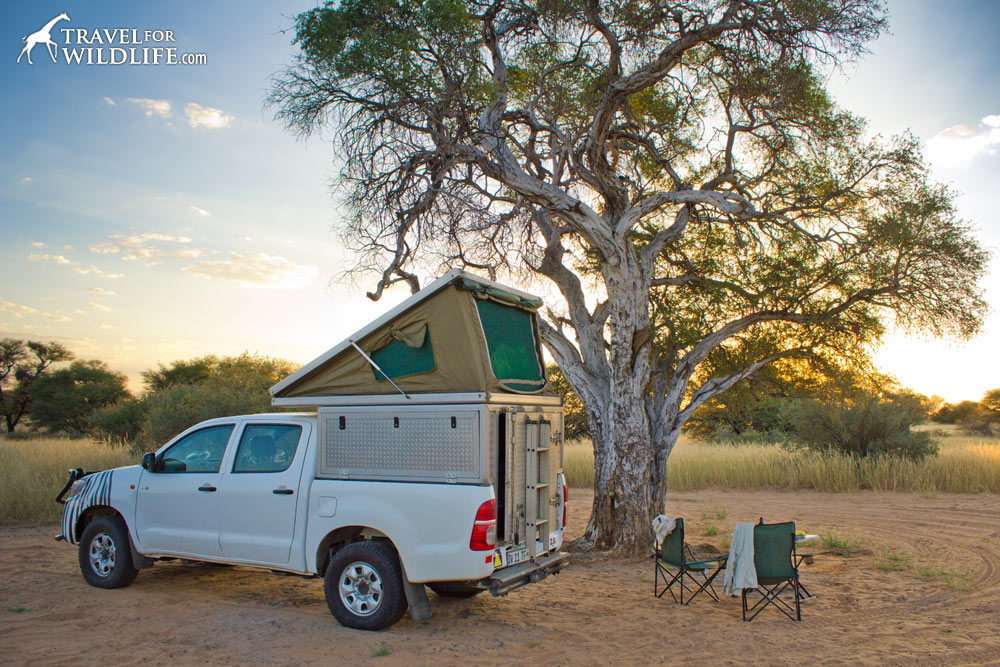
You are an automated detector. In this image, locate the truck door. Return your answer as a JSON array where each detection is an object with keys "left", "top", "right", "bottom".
[
  {"left": 217, "top": 422, "right": 308, "bottom": 564},
  {"left": 135, "top": 424, "right": 235, "bottom": 556}
]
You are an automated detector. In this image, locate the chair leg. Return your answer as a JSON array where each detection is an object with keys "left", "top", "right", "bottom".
[{"left": 743, "top": 580, "right": 802, "bottom": 622}]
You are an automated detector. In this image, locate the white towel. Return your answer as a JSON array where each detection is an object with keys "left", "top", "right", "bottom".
[
  {"left": 652, "top": 515, "right": 677, "bottom": 548},
  {"left": 722, "top": 522, "right": 758, "bottom": 596}
]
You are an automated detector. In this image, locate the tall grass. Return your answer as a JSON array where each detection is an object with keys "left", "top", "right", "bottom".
[
  {"left": 0, "top": 436, "right": 136, "bottom": 524},
  {"left": 563, "top": 432, "right": 1000, "bottom": 493}
]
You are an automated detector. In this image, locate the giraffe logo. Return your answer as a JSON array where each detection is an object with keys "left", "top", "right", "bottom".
[{"left": 16, "top": 13, "right": 71, "bottom": 65}]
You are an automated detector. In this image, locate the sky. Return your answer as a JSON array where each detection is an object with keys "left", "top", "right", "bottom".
[{"left": 1, "top": 0, "right": 998, "bottom": 402}]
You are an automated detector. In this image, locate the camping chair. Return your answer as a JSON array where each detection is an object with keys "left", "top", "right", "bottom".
[
  {"left": 654, "top": 518, "right": 727, "bottom": 604},
  {"left": 741, "top": 519, "right": 804, "bottom": 621}
]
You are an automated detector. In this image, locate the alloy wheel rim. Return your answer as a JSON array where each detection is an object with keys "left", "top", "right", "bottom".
[
  {"left": 339, "top": 561, "right": 383, "bottom": 616},
  {"left": 88, "top": 532, "right": 116, "bottom": 577}
]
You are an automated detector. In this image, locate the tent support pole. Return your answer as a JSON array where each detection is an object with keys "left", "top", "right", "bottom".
[{"left": 349, "top": 340, "right": 410, "bottom": 399}]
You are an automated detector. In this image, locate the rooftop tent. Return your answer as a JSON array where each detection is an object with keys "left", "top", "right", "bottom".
[{"left": 270, "top": 270, "right": 552, "bottom": 401}]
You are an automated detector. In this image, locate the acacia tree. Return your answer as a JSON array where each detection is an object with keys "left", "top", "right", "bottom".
[
  {"left": 1, "top": 339, "right": 74, "bottom": 432},
  {"left": 271, "top": 0, "right": 988, "bottom": 553}
]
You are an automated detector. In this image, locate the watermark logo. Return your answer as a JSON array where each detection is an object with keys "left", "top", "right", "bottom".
[
  {"left": 16, "top": 13, "right": 207, "bottom": 66},
  {"left": 16, "top": 13, "right": 70, "bottom": 65}
]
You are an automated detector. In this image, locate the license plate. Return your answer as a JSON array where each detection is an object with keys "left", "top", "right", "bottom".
[{"left": 506, "top": 547, "right": 528, "bottom": 565}]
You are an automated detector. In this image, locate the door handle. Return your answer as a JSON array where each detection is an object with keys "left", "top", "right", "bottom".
[
  {"left": 198, "top": 484, "right": 217, "bottom": 492},
  {"left": 272, "top": 487, "right": 294, "bottom": 495}
]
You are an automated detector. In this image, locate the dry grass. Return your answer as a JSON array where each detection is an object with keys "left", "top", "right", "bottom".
[
  {"left": 0, "top": 436, "right": 136, "bottom": 525},
  {"left": 564, "top": 430, "right": 1000, "bottom": 493}
]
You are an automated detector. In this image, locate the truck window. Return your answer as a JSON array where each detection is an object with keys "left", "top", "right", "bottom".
[
  {"left": 232, "top": 424, "right": 303, "bottom": 473},
  {"left": 158, "top": 425, "right": 234, "bottom": 473}
]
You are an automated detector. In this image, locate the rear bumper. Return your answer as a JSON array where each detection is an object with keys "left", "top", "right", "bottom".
[{"left": 482, "top": 550, "right": 570, "bottom": 597}]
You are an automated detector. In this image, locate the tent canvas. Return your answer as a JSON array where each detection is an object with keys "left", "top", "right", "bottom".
[{"left": 270, "top": 270, "right": 552, "bottom": 400}]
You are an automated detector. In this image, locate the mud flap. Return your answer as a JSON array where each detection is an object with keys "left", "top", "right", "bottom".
[
  {"left": 129, "top": 534, "right": 154, "bottom": 570},
  {"left": 400, "top": 565, "right": 432, "bottom": 622}
]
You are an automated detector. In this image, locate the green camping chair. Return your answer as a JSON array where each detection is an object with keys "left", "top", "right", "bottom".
[
  {"left": 654, "top": 518, "right": 727, "bottom": 604},
  {"left": 742, "top": 519, "right": 804, "bottom": 621}
]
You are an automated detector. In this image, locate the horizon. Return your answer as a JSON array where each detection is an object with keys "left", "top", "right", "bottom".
[{"left": 2, "top": 0, "right": 998, "bottom": 403}]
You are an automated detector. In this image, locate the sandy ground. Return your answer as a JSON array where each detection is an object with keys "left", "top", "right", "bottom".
[{"left": 2, "top": 488, "right": 999, "bottom": 666}]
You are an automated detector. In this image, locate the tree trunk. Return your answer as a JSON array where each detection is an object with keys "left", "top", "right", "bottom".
[{"left": 577, "top": 354, "right": 660, "bottom": 555}]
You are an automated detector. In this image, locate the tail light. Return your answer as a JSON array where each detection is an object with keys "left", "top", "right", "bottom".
[
  {"left": 562, "top": 484, "right": 569, "bottom": 529},
  {"left": 469, "top": 499, "right": 497, "bottom": 551}
]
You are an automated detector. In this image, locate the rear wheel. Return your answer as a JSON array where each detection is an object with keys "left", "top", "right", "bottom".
[
  {"left": 427, "top": 581, "right": 485, "bottom": 598},
  {"left": 78, "top": 515, "right": 138, "bottom": 589},
  {"left": 324, "top": 541, "right": 407, "bottom": 631}
]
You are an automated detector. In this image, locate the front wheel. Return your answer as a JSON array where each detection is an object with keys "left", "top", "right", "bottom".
[
  {"left": 78, "top": 515, "right": 138, "bottom": 589},
  {"left": 324, "top": 541, "right": 407, "bottom": 631}
]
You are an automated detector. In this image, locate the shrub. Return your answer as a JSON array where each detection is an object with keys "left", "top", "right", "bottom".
[
  {"left": 139, "top": 353, "right": 297, "bottom": 447},
  {"left": 90, "top": 398, "right": 147, "bottom": 445},
  {"left": 787, "top": 397, "right": 938, "bottom": 462}
]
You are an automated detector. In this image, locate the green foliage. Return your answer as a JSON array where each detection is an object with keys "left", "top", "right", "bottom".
[
  {"left": 546, "top": 365, "right": 589, "bottom": 440},
  {"left": 875, "top": 546, "right": 910, "bottom": 572},
  {"left": 138, "top": 353, "right": 298, "bottom": 447},
  {"left": 979, "top": 388, "right": 1000, "bottom": 418},
  {"left": 932, "top": 400, "right": 979, "bottom": 424},
  {"left": 788, "top": 397, "right": 938, "bottom": 462},
  {"left": 141, "top": 356, "right": 218, "bottom": 391},
  {"left": 822, "top": 533, "right": 866, "bottom": 557},
  {"left": 371, "top": 641, "right": 392, "bottom": 658},
  {"left": 90, "top": 398, "right": 147, "bottom": 445},
  {"left": 0, "top": 339, "right": 74, "bottom": 432},
  {"left": 28, "top": 360, "right": 129, "bottom": 435}
]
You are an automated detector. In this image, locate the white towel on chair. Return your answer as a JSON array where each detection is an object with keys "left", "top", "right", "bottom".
[
  {"left": 652, "top": 515, "right": 677, "bottom": 548},
  {"left": 723, "top": 522, "right": 757, "bottom": 596}
]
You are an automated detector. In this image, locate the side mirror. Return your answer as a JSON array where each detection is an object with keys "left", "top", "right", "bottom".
[{"left": 141, "top": 452, "right": 156, "bottom": 472}]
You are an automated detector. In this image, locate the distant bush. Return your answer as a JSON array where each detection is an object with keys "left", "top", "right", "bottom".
[
  {"left": 90, "top": 397, "right": 147, "bottom": 445},
  {"left": 932, "top": 400, "right": 980, "bottom": 424},
  {"left": 138, "top": 353, "right": 297, "bottom": 447},
  {"left": 787, "top": 397, "right": 938, "bottom": 462}
]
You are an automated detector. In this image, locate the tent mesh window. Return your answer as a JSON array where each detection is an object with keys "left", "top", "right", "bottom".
[
  {"left": 370, "top": 328, "right": 435, "bottom": 381},
  {"left": 474, "top": 299, "right": 545, "bottom": 392}
]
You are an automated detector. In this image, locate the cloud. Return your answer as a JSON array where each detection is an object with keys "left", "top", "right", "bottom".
[
  {"left": 184, "top": 103, "right": 233, "bottom": 129},
  {"left": 89, "top": 232, "right": 206, "bottom": 264},
  {"left": 84, "top": 288, "right": 118, "bottom": 296},
  {"left": 128, "top": 98, "right": 172, "bottom": 118},
  {"left": 189, "top": 205, "right": 211, "bottom": 217},
  {"left": 73, "top": 265, "right": 125, "bottom": 279},
  {"left": 30, "top": 241, "right": 44, "bottom": 248},
  {"left": 103, "top": 96, "right": 116, "bottom": 106},
  {"left": 0, "top": 300, "right": 72, "bottom": 322},
  {"left": 926, "top": 114, "right": 1000, "bottom": 169},
  {"left": 20, "top": 176, "right": 32, "bottom": 185},
  {"left": 29, "top": 253, "right": 71, "bottom": 265},
  {"left": 87, "top": 302, "right": 112, "bottom": 312},
  {"left": 183, "top": 252, "right": 318, "bottom": 288}
]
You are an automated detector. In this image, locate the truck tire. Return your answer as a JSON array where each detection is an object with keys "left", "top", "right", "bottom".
[
  {"left": 324, "top": 541, "right": 407, "bottom": 631},
  {"left": 78, "top": 515, "right": 138, "bottom": 589},
  {"left": 428, "top": 581, "right": 485, "bottom": 598}
]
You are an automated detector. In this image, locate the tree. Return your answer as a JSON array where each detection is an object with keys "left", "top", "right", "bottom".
[
  {"left": 979, "top": 388, "right": 1000, "bottom": 421},
  {"left": 1, "top": 338, "right": 74, "bottom": 432},
  {"left": 546, "top": 364, "right": 590, "bottom": 440},
  {"left": 271, "top": 0, "right": 989, "bottom": 553},
  {"left": 29, "top": 360, "right": 129, "bottom": 435},
  {"left": 931, "top": 400, "right": 979, "bottom": 424},
  {"left": 141, "top": 355, "right": 219, "bottom": 391},
  {"left": 140, "top": 353, "right": 298, "bottom": 446}
]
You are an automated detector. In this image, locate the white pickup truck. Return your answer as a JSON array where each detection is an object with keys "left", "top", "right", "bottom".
[
  {"left": 58, "top": 271, "right": 570, "bottom": 630},
  {"left": 58, "top": 407, "right": 568, "bottom": 630}
]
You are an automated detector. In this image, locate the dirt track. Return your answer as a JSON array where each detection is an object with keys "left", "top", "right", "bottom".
[{"left": 2, "top": 488, "right": 999, "bottom": 666}]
